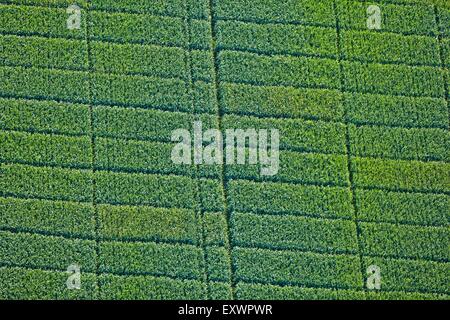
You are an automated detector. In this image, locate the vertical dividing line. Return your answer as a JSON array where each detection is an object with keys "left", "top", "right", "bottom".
[
  {"left": 433, "top": 5, "right": 450, "bottom": 129},
  {"left": 183, "top": 2, "right": 210, "bottom": 299},
  {"left": 84, "top": 0, "right": 100, "bottom": 298},
  {"left": 208, "top": 0, "right": 236, "bottom": 299},
  {"left": 333, "top": 1, "right": 366, "bottom": 295}
]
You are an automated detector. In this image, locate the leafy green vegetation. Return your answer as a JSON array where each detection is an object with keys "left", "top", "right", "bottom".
[{"left": 0, "top": 0, "right": 448, "bottom": 300}]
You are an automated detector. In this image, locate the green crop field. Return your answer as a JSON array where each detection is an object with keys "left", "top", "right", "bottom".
[{"left": 0, "top": 0, "right": 449, "bottom": 300}]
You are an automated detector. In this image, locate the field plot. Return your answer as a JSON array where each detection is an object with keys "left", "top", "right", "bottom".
[{"left": 0, "top": 0, "right": 449, "bottom": 300}]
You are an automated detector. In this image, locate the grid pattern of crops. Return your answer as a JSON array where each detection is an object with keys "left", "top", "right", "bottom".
[{"left": 0, "top": 0, "right": 449, "bottom": 300}]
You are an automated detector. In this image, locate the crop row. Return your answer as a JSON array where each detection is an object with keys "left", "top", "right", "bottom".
[
  {"left": 359, "top": 222, "right": 449, "bottom": 261},
  {"left": 3, "top": 265, "right": 448, "bottom": 300},
  {"left": 95, "top": 137, "right": 220, "bottom": 179},
  {"left": 0, "top": 4, "right": 212, "bottom": 49},
  {"left": 0, "top": 230, "right": 97, "bottom": 271},
  {"left": 0, "top": 267, "right": 236, "bottom": 300},
  {"left": 337, "top": 0, "right": 438, "bottom": 35},
  {"left": 0, "top": 0, "right": 210, "bottom": 18},
  {"left": 0, "top": 267, "right": 98, "bottom": 300},
  {"left": 355, "top": 189, "right": 449, "bottom": 226},
  {"left": 0, "top": 98, "right": 92, "bottom": 135},
  {"left": 215, "top": 0, "right": 335, "bottom": 26},
  {"left": 344, "top": 92, "right": 448, "bottom": 129},
  {"left": 0, "top": 98, "right": 219, "bottom": 138},
  {"left": 0, "top": 130, "right": 92, "bottom": 167},
  {"left": 225, "top": 151, "right": 349, "bottom": 186},
  {"left": 439, "top": 7, "right": 449, "bottom": 36},
  {"left": 220, "top": 84, "right": 449, "bottom": 129},
  {"left": 0, "top": 229, "right": 231, "bottom": 284},
  {"left": 0, "top": 196, "right": 95, "bottom": 237},
  {"left": 235, "top": 282, "right": 449, "bottom": 300},
  {"left": 368, "top": 0, "right": 448, "bottom": 9},
  {"left": 341, "top": 61, "right": 445, "bottom": 98},
  {"left": 351, "top": 157, "right": 450, "bottom": 193},
  {"left": 227, "top": 180, "right": 354, "bottom": 219},
  {"left": 220, "top": 83, "right": 344, "bottom": 121},
  {"left": 348, "top": 124, "right": 450, "bottom": 161},
  {"left": 361, "top": 257, "right": 449, "bottom": 293},
  {"left": 0, "top": 163, "right": 224, "bottom": 211},
  {"left": 0, "top": 66, "right": 215, "bottom": 113},
  {"left": 231, "top": 212, "right": 358, "bottom": 253},
  {"left": 3, "top": 97, "right": 446, "bottom": 158},
  {"left": 215, "top": 20, "right": 337, "bottom": 58},
  {"left": 218, "top": 51, "right": 445, "bottom": 98},
  {"left": 98, "top": 275, "right": 231, "bottom": 300},
  {"left": 0, "top": 196, "right": 231, "bottom": 246},
  {"left": 232, "top": 247, "right": 449, "bottom": 293},
  {"left": 233, "top": 184, "right": 448, "bottom": 229},
  {"left": 221, "top": 114, "right": 347, "bottom": 154},
  {"left": 233, "top": 247, "right": 362, "bottom": 289},
  {"left": 214, "top": 19, "right": 442, "bottom": 67},
  {"left": 443, "top": 38, "right": 450, "bottom": 67},
  {"left": 218, "top": 50, "right": 340, "bottom": 89},
  {"left": 89, "top": 0, "right": 209, "bottom": 19},
  {"left": 0, "top": 35, "right": 214, "bottom": 82},
  {"left": 340, "top": 30, "right": 441, "bottom": 66},
  {"left": 214, "top": 0, "right": 441, "bottom": 37}
]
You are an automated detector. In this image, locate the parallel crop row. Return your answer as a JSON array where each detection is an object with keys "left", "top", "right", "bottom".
[
  {"left": 344, "top": 93, "right": 448, "bottom": 129},
  {"left": 235, "top": 282, "right": 449, "bottom": 300},
  {"left": 225, "top": 151, "right": 349, "bottom": 186},
  {"left": 222, "top": 114, "right": 347, "bottom": 154},
  {"left": 0, "top": 267, "right": 97, "bottom": 300},
  {"left": 90, "top": 11, "right": 211, "bottom": 49},
  {"left": 97, "top": 204, "right": 199, "bottom": 244},
  {"left": 0, "top": 163, "right": 93, "bottom": 202},
  {"left": 231, "top": 212, "right": 358, "bottom": 253},
  {"left": 337, "top": 1, "right": 438, "bottom": 35},
  {"left": 355, "top": 189, "right": 449, "bottom": 226},
  {"left": 93, "top": 106, "right": 218, "bottom": 141},
  {"left": 359, "top": 222, "right": 449, "bottom": 261},
  {"left": 89, "top": 0, "right": 210, "bottom": 19},
  {"left": 233, "top": 247, "right": 362, "bottom": 289},
  {"left": 340, "top": 30, "right": 441, "bottom": 66},
  {"left": 0, "top": 35, "right": 88, "bottom": 70},
  {"left": 0, "top": 34, "right": 213, "bottom": 82},
  {"left": 349, "top": 125, "right": 450, "bottom": 161},
  {"left": 0, "top": 4, "right": 86, "bottom": 39},
  {"left": 351, "top": 157, "right": 450, "bottom": 193},
  {"left": 0, "top": 230, "right": 97, "bottom": 271},
  {"left": 0, "top": 98, "right": 219, "bottom": 139},
  {"left": 361, "top": 257, "right": 449, "bottom": 293},
  {"left": 0, "top": 98, "right": 91, "bottom": 135},
  {"left": 0, "top": 163, "right": 224, "bottom": 211},
  {"left": 220, "top": 83, "right": 344, "bottom": 121},
  {"left": 95, "top": 137, "right": 220, "bottom": 179},
  {"left": 235, "top": 283, "right": 365, "bottom": 300},
  {"left": 0, "top": 131, "right": 91, "bottom": 167},
  {"left": 0, "top": 4, "right": 211, "bottom": 49},
  {"left": 0, "top": 197, "right": 95, "bottom": 237},
  {"left": 228, "top": 180, "right": 354, "bottom": 219},
  {"left": 342, "top": 61, "right": 445, "bottom": 98},
  {"left": 98, "top": 241, "right": 204, "bottom": 280},
  {"left": 216, "top": 20, "right": 337, "bottom": 57},
  {"left": 218, "top": 50, "right": 340, "bottom": 89},
  {"left": 215, "top": 0, "right": 336, "bottom": 26},
  {"left": 0, "top": 66, "right": 215, "bottom": 113}
]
